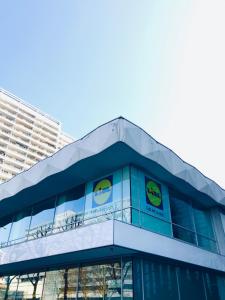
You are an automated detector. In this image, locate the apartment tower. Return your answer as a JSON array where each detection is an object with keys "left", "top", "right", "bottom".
[{"left": 0, "top": 88, "right": 73, "bottom": 183}]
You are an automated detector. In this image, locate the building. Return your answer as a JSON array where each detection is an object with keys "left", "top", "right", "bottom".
[
  {"left": 0, "top": 117, "right": 224, "bottom": 299},
  {"left": 0, "top": 88, "right": 74, "bottom": 183}
]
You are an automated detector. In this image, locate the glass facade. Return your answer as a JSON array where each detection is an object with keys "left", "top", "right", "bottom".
[
  {"left": 133, "top": 257, "right": 225, "bottom": 300},
  {"left": 170, "top": 191, "right": 217, "bottom": 252},
  {"left": 29, "top": 197, "right": 55, "bottom": 239},
  {"left": 0, "top": 259, "right": 133, "bottom": 300},
  {"left": 1, "top": 257, "right": 224, "bottom": 300},
  {"left": 130, "top": 166, "right": 218, "bottom": 253},
  {"left": 0, "top": 165, "right": 219, "bottom": 254},
  {"left": 0, "top": 167, "right": 130, "bottom": 249}
]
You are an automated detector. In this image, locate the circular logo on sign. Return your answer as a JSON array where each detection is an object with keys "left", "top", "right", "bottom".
[
  {"left": 94, "top": 179, "right": 112, "bottom": 205},
  {"left": 146, "top": 180, "right": 162, "bottom": 207}
]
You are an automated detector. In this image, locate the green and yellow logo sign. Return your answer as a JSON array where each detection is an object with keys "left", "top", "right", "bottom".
[
  {"left": 92, "top": 176, "right": 113, "bottom": 207},
  {"left": 145, "top": 177, "right": 163, "bottom": 210}
]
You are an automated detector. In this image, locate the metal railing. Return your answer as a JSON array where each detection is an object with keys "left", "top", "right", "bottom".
[{"left": 0, "top": 206, "right": 219, "bottom": 254}]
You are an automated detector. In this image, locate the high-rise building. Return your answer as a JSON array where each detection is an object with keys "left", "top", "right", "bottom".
[
  {"left": 0, "top": 88, "right": 74, "bottom": 183},
  {"left": 0, "top": 117, "right": 224, "bottom": 299}
]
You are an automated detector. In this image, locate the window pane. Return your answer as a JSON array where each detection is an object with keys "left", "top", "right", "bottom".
[
  {"left": 60, "top": 268, "right": 78, "bottom": 300},
  {"left": 0, "top": 276, "right": 19, "bottom": 300},
  {"left": 122, "top": 260, "right": 133, "bottom": 299},
  {"left": 197, "top": 235, "right": 217, "bottom": 252},
  {"left": 42, "top": 268, "right": 78, "bottom": 300},
  {"left": 122, "top": 166, "right": 131, "bottom": 209},
  {"left": 42, "top": 270, "right": 64, "bottom": 300},
  {"left": 193, "top": 206, "right": 214, "bottom": 238},
  {"left": 29, "top": 197, "right": 55, "bottom": 240},
  {"left": 54, "top": 185, "right": 85, "bottom": 233},
  {"left": 0, "top": 216, "right": 12, "bottom": 247},
  {"left": 177, "top": 267, "right": 206, "bottom": 300},
  {"left": 172, "top": 224, "right": 196, "bottom": 244},
  {"left": 170, "top": 196, "right": 194, "bottom": 231},
  {"left": 141, "top": 212, "right": 172, "bottom": 236},
  {"left": 170, "top": 195, "right": 197, "bottom": 245},
  {"left": 203, "top": 272, "right": 220, "bottom": 300},
  {"left": 9, "top": 210, "right": 31, "bottom": 243},
  {"left": 78, "top": 262, "right": 121, "bottom": 299},
  {"left": 133, "top": 259, "right": 143, "bottom": 300},
  {"left": 217, "top": 275, "right": 225, "bottom": 300},
  {"left": 16, "top": 273, "right": 45, "bottom": 300},
  {"left": 84, "top": 171, "right": 122, "bottom": 225},
  {"left": 193, "top": 205, "right": 217, "bottom": 252},
  {"left": 143, "top": 260, "right": 179, "bottom": 300}
]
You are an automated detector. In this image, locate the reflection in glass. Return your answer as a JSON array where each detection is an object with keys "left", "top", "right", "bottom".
[
  {"left": 172, "top": 224, "right": 196, "bottom": 244},
  {"left": 29, "top": 198, "right": 55, "bottom": 240},
  {"left": 9, "top": 210, "right": 31, "bottom": 243},
  {"left": 42, "top": 270, "right": 63, "bottom": 300},
  {"left": 16, "top": 273, "right": 45, "bottom": 300},
  {"left": 193, "top": 205, "right": 217, "bottom": 252},
  {"left": 122, "top": 260, "right": 133, "bottom": 299},
  {"left": 1, "top": 276, "right": 19, "bottom": 300},
  {"left": 53, "top": 185, "right": 85, "bottom": 233},
  {"left": 42, "top": 268, "right": 78, "bottom": 300},
  {"left": 170, "top": 195, "right": 197, "bottom": 245},
  {"left": 0, "top": 216, "right": 12, "bottom": 247},
  {"left": 78, "top": 262, "right": 121, "bottom": 299}
]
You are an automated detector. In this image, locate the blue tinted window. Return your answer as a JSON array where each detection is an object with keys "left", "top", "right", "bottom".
[
  {"left": 170, "top": 195, "right": 197, "bottom": 245},
  {"left": 54, "top": 185, "right": 85, "bottom": 232},
  {"left": 0, "top": 216, "right": 12, "bottom": 246},
  {"left": 29, "top": 197, "right": 56, "bottom": 239},
  {"left": 9, "top": 210, "right": 31, "bottom": 243},
  {"left": 193, "top": 205, "right": 217, "bottom": 252}
]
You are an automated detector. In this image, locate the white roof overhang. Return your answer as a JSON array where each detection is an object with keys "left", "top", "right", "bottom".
[{"left": 0, "top": 117, "right": 224, "bottom": 218}]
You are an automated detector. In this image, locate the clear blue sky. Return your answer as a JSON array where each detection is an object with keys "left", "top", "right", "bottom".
[{"left": 0, "top": 0, "right": 224, "bottom": 188}]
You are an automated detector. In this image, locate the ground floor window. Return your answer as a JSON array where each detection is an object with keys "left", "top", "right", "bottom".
[
  {"left": 1, "top": 256, "right": 224, "bottom": 300},
  {"left": 133, "top": 257, "right": 225, "bottom": 300},
  {"left": 0, "top": 258, "right": 133, "bottom": 300}
]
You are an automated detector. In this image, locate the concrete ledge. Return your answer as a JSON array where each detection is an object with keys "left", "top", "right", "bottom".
[{"left": 114, "top": 221, "right": 225, "bottom": 273}]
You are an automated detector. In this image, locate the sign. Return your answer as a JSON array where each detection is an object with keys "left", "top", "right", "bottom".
[
  {"left": 142, "top": 176, "right": 165, "bottom": 218},
  {"left": 92, "top": 176, "right": 113, "bottom": 208},
  {"left": 145, "top": 177, "right": 163, "bottom": 210}
]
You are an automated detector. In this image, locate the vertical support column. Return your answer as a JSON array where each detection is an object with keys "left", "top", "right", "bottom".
[
  {"left": 132, "top": 258, "right": 144, "bottom": 300},
  {"left": 211, "top": 208, "right": 225, "bottom": 255}
]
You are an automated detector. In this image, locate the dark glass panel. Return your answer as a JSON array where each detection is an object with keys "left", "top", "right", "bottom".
[
  {"left": 143, "top": 260, "right": 179, "bottom": 300},
  {"left": 177, "top": 267, "right": 206, "bottom": 300},
  {"left": 170, "top": 195, "right": 197, "bottom": 245},
  {"left": 193, "top": 205, "right": 217, "bottom": 252},
  {"left": 170, "top": 196, "right": 195, "bottom": 231},
  {"left": 133, "top": 259, "right": 143, "bottom": 300},
  {"left": 197, "top": 235, "right": 217, "bottom": 252},
  {"left": 172, "top": 224, "right": 196, "bottom": 244},
  {"left": 203, "top": 272, "right": 220, "bottom": 300},
  {"left": 216, "top": 275, "right": 225, "bottom": 300}
]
